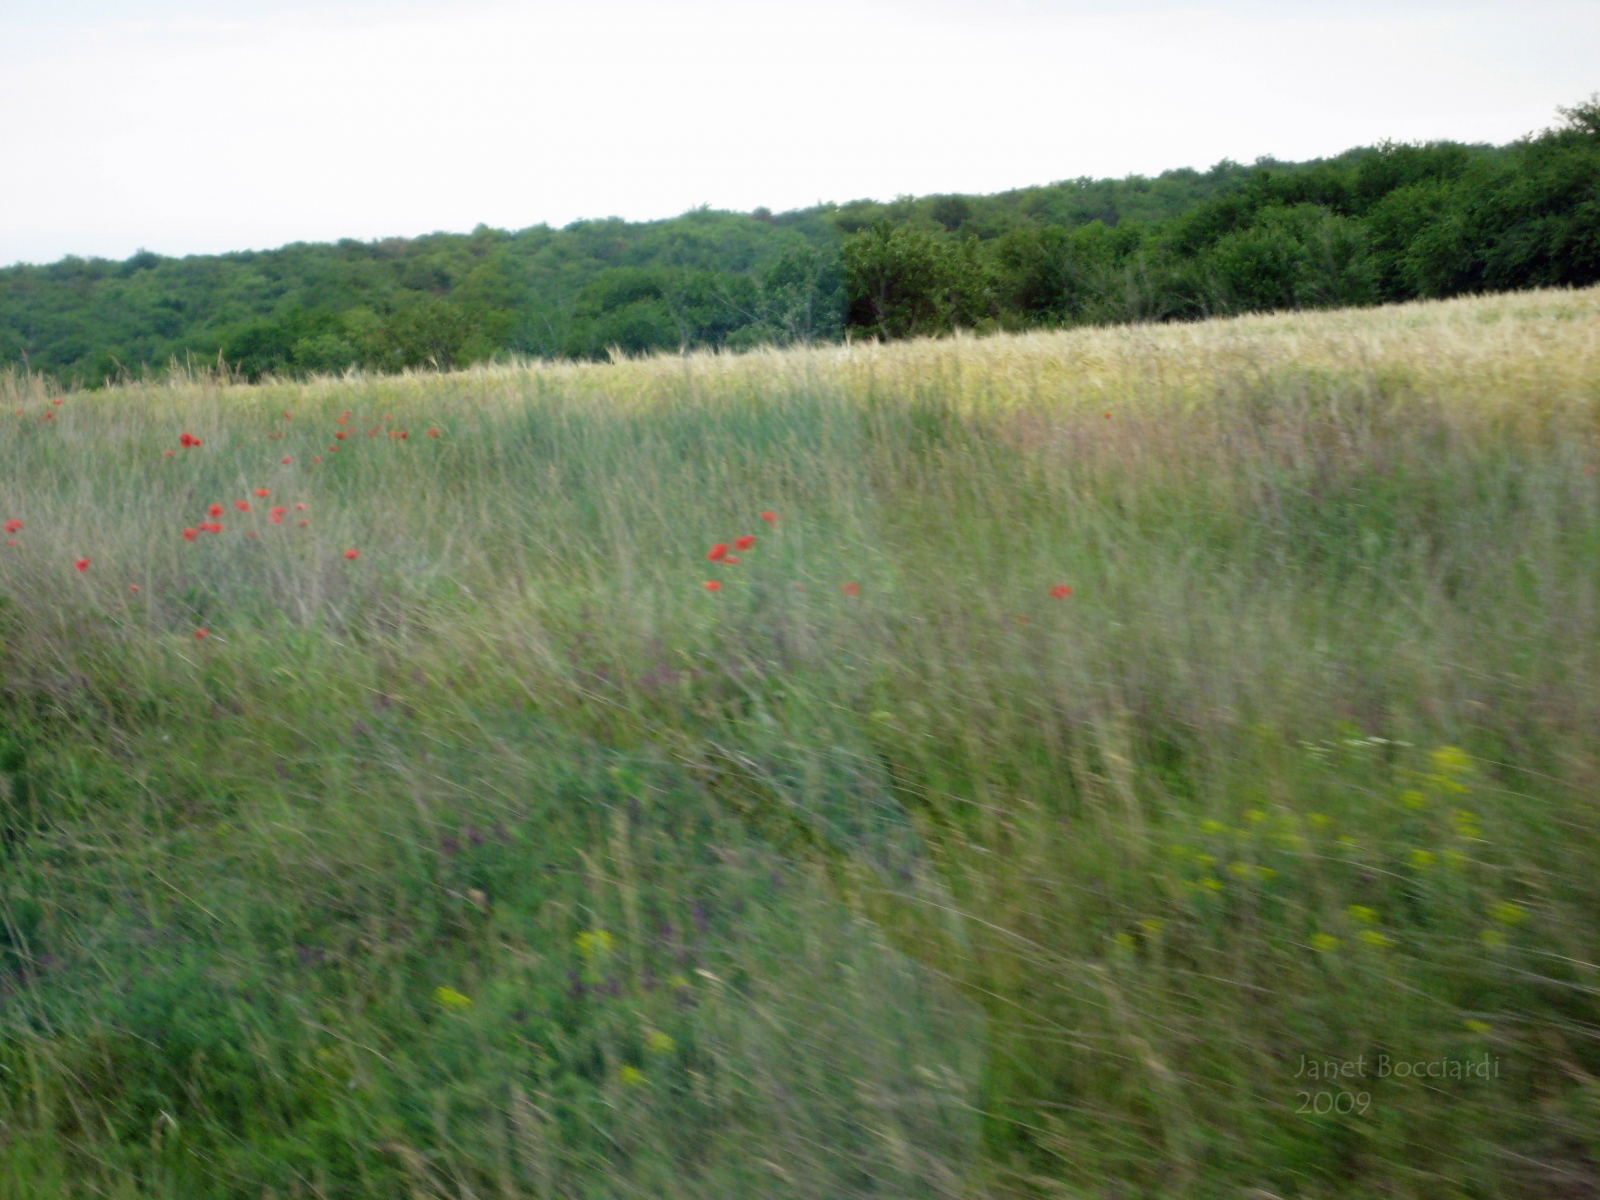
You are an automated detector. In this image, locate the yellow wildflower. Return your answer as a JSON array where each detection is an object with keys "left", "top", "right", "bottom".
[{"left": 576, "top": 930, "right": 616, "bottom": 960}]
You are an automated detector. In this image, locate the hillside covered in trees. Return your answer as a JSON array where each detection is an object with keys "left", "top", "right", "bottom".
[{"left": 3, "top": 98, "right": 1597, "bottom": 385}]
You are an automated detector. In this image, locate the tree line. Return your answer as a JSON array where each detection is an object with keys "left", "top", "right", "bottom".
[{"left": 2, "top": 98, "right": 1596, "bottom": 384}]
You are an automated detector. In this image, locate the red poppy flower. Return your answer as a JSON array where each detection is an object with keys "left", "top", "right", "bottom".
[
  {"left": 344, "top": 548, "right": 360, "bottom": 560},
  {"left": 183, "top": 527, "right": 199, "bottom": 542},
  {"left": 293, "top": 503, "right": 307, "bottom": 511},
  {"left": 734, "top": 535, "right": 755, "bottom": 551},
  {"left": 335, "top": 431, "right": 347, "bottom": 440},
  {"left": 74, "top": 558, "right": 89, "bottom": 572},
  {"left": 5, "top": 541, "right": 13, "bottom": 548},
  {"left": 704, "top": 580, "right": 722, "bottom": 592},
  {"left": 235, "top": 500, "right": 250, "bottom": 512},
  {"left": 724, "top": 556, "right": 740, "bottom": 564},
  {"left": 4, "top": 519, "right": 20, "bottom": 534},
  {"left": 1049, "top": 585, "right": 1074, "bottom": 599},
  {"left": 203, "top": 522, "right": 223, "bottom": 534},
  {"left": 163, "top": 449, "right": 175, "bottom": 457},
  {"left": 427, "top": 428, "right": 440, "bottom": 438},
  {"left": 129, "top": 585, "right": 139, "bottom": 594},
  {"left": 281, "top": 457, "right": 292, "bottom": 465},
  {"left": 194, "top": 628, "right": 208, "bottom": 640},
  {"left": 209, "top": 504, "right": 223, "bottom": 519},
  {"left": 397, "top": 430, "right": 408, "bottom": 440},
  {"left": 298, "top": 519, "right": 309, "bottom": 527},
  {"left": 41, "top": 411, "right": 54, "bottom": 421},
  {"left": 707, "top": 543, "right": 729, "bottom": 562},
  {"left": 329, "top": 446, "right": 338, "bottom": 452},
  {"left": 179, "top": 432, "right": 200, "bottom": 448},
  {"left": 269, "top": 507, "right": 286, "bottom": 524},
  {"left": 842, "top": 582, "right": 861, "bottom": 598},
  {"left": 312, "top": 456, "right": 323, "bottom": 463},
  {"left": 760, "top": 511, "right": 777, "bottom": 524},
  {"left": 282, "top": 412, "right": 292, "bottom": 420},
  {"left": 52, "top": 398, "right": 62, "bottom": 406},
  {"left": 255, "top": 488, "right": 270, "bottom": 498}
]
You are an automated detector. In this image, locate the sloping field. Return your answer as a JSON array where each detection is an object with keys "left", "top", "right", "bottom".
[{"left": 2, "top": 288, "right": 1599, "bottom": 1198}]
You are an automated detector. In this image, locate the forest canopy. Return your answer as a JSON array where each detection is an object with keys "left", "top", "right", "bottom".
[{"left": 3, "top": 98, "right": 1597, "bottom": 385}]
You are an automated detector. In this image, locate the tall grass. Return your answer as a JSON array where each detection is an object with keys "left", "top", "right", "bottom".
[{"left": 2, "top": 287, "right": 1599, "bottom": 1198}]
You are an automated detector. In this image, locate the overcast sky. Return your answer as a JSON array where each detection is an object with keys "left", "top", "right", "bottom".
[{"left": 1, "top": 0, "right": 1593, "bottom": 266}]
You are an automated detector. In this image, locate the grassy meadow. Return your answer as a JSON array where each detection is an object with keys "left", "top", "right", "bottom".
[{"left": 2, "top": 287, "right": 1599, "bottom": 1198}]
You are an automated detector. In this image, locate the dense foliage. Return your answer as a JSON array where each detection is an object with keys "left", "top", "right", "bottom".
[{"left": 3, "top": 100, "right": 1596, "bottom": 383}]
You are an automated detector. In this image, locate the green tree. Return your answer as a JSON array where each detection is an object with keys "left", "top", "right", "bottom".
[
  {"left": 1200, "top": 204, "right": 1378, "bottom": 314},
  {"left": 842, "top": 223, "right": 990, "bottom": 340},
  {"left": 7, "top": 98, "right": 1600, "bottom": 383},
  {"left": 563, "top": 268, "right": 761, "bottom": 359},
  {"left": 728, "top": 245, "right": 846, "bottom": 348},
  {"left": 363, "top": 297, "right": 488, "bottom": 371},
  {"left": 221, "top": 309, "right": 357, "bottom": 381},
  {"left": 995, "top": 222, "right": 1153, "bottom": 325}
]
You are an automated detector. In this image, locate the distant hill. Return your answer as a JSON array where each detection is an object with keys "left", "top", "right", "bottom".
[{"left": 2, "top": 99, "right": 1596, "bottom": 385}]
